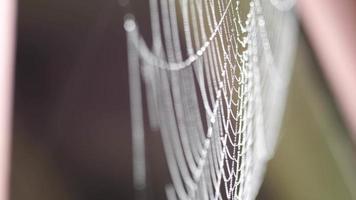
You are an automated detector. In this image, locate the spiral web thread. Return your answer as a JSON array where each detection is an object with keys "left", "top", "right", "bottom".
[{"left": 125, "top": 0, "right": 297, "bottom": 199}]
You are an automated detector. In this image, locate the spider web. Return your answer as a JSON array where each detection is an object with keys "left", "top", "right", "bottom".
[{"left": 125, "top": 0, "right": 297, "bottom": 199}]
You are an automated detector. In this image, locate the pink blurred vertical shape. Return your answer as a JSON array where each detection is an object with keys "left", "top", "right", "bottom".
[
  {"left": 298, "top": 0, "right": 356, "bottom": 143},
  {"left": 0, "top": 0, "right": 16, "bottom": 199}
]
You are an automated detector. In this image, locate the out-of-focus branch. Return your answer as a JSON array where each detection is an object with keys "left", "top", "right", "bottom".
[
  {"left": 0, "top": 0, "right": 16, "bottom": 199},
  {"left": 297, "top": 0, "right": 356, "bottom": 143}
]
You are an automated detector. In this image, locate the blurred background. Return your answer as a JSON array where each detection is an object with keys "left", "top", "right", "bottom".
[{"left": 9, "top": 0, "right": 356, "bottom": 200}]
